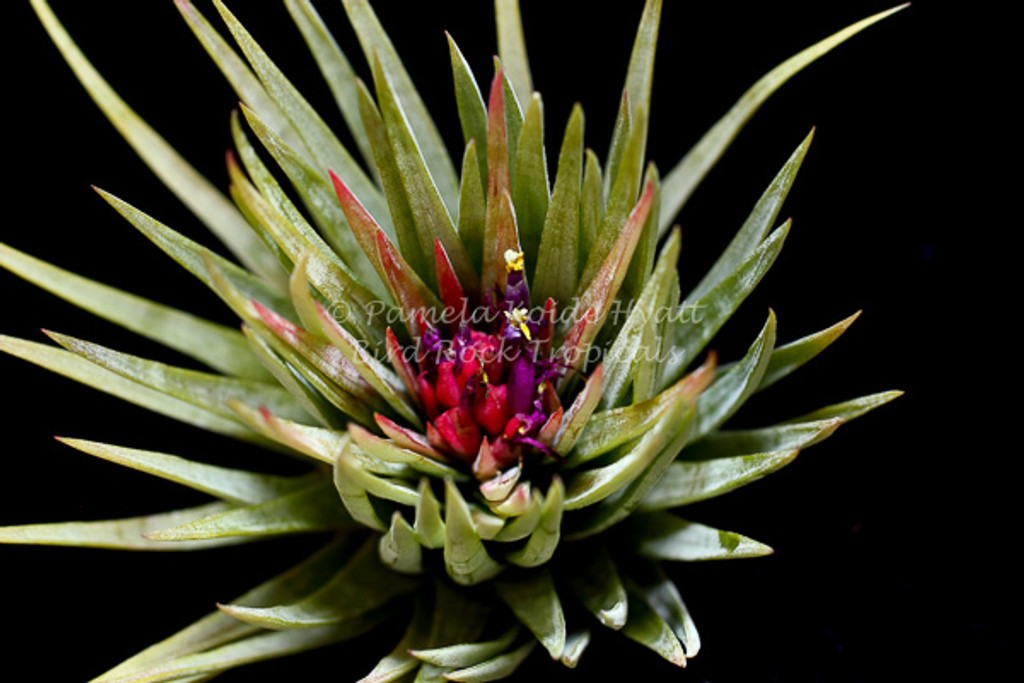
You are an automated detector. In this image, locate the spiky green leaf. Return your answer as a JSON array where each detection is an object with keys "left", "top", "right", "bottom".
[
  {"left": 0, "top": 243, "right": 268, "bottom": 380},
  {"left": 342, "top": 0, "right": 460, "bottom": 213},
  {"left": 533, "top": 105, "right": 584, "bottom": 305},
  {"left": 444, "top": 479, "right": 504, "bottom": 585},
  {"left": 506, "top": 477, "right": 564, "bottom": 568},
  {"left": 600, "top": 228, "right": 680, "bottom": 409},
  {"left": 565, "top": 546, "right": 628, "bottom": 630},
  {"left": 444, "top": 640, "right": 537, "bottom": 682},
  {"left": 221, "top": 537, "right": 418, "bottom": 628},
  {"left": 285, "top": 0, "right": 375, "bottom": 169},
  {"left": 688, "top": 130, "right": 813, "bottom": 301},
  {"left": 658, "top": 222, "right": 789, "bottom": 389},
  {"left": 514, "top": 93, "right": 549, "bottom": 274},
  {"left": 758, "top": 311, "right": 860, "bottom": 390},
  {"left": 56, "top": 437, "right": 305, "bottom": 506},
  {"left": 639, "top": 450, "right": 799, "bottom": 510},
  {"left": 0, "top": 502, "right": 239, "bottom": 551},
  {"left": 691, "top": 310, "right": 776, "bottom": 439},
  {"left": 632, "top": 513, "right": 773, "bottom": 561},
  {"left": 659, "top": 5, "right": 908, "bottom": 233},
  {"left": 0, "top": 335, "right": 263, "bottom": 442},
  {"left": 29, "top": 0, "right": 282, "bottom": 284},
  {"left": 495, "top": 569, "right": 565, "bottom": 659},
  {"left": 146, "top": 481, "right": 352, "bottom": 541},
  {"left": 621, "top": 578, "right": 687, "bottom": 667}
]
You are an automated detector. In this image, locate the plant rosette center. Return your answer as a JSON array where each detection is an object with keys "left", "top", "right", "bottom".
[{"left": 407, "top": 250, "right": 565, "bottom": 489}]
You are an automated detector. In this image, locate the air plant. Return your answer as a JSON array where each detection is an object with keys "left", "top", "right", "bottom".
[{"left": 1, "top": 1, "right": 903, "bottom": 680}]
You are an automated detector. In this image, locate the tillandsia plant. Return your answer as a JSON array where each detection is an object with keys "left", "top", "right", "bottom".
[{"left": 2, "top": 0, "right": 904, "bottom": 680}]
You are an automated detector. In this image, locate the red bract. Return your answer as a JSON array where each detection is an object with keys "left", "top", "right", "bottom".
[{"left": 380, "top": 248, "right": 566, "bottom": 480}]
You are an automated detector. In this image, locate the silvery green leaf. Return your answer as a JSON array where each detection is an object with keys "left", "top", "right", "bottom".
[
  {"left": 564, "top": 398, "right": 693, "bottom": 511},
  {"left": 0, "top": 502, "right": 239, "bottom": 551},
  {"left": 414, "top": 478, "right": 446, "bottom": 549},
  {"left": 316, "top": 303, "right": 421, "bottom": 428},
  {"left": 564, "top": 546, "right": 628, "bottom": 630},
  {"left": 213, "top": 0, "right": 387, "bottom": 237},
  {"left": 553, "top": 365, "right": 603, "bottom": 456},
  {"left": 0, "top": 242, "right": 268, "bottom": 380},
  {"left": 56, "top": 437, "right": 305, "bottom": 506},
  {"left": 379, "top": 510, "right": 424, "bottom": 574},
  {"left": 240, "top": 326, "right": 346, "bottom": 429},
  {"left": 457, "top": 141, "right": 487, "bottom": 273},
  {"left": 495, "top": 569, "right": 565, "bottom": 659},
  {"left": 342, "top": 0, "right": 460, "bottom": 214},
  {"left": 369, "top": 54, "right": 477, "bottom": 293},
  {"left": 176, "top": 0, "right": 307, "bottom": 158},
  {"left": 659, "top": 5, "right": 909, "bottom": 234},
  {"left": 619, "top": 163, "right": 661, "bottom": 321},
  {"left": 228, "top": 126, "right": 390, "bottom": 313},
  {"left": 580, "top": 107, "right": 647, "bottom": 291},
  {"left": 29, "top": 0, "right": 282, "bottom": 285},
  {"left": 600, "top": 228, "right": 681, "bottom": 409},
  {"left": 514, "top": 94, "right": 550, "bottom": 276},
  {"left": 758, "top": 311, "right": 860, "bottom": 390},
  {"left": 506, "top": 476, "right": 563, "bottom": 568},
  {"left": 350, "top": 424, "right": 465, "bottom": 480},
  {"left": 639, "top": 450, "right": 799, "bottom": 511},
  {"left": 425, "top": 578, "right": 491, "bottom": 649},
  {"left": 46, "top": 330, "right": 308, "bottom": 424},
  {"left": 359, "top": 597, "right": 433, "bottom": 683},
  {"left": 691, "top": 310, "right": 776, "bottom": 439},
  {"left": 334, "top": 440, "right": 388, "bottom": 531},
  {"left": 627, "top": 560, "right": 700, "bottom": 657},
  {"left": 146, "top": 481, "right": 352, "bottom": 541},
  {"left": 620, "top": 578, "right": 686, "bottom": 667},
  {"left": 687, "top": 130, "right": 813, "bottom": 301},
  {"left": 560, "top": 628, "right": 591, "bottom": 669},
  {"left": 356, "top": 81, "right": 427, "bottom": 279},
  {"left": 444, "top": 640, "right": 536, "bottom": 682},
  {"left": 604, "top": 0, "right": 661, "bottom": 198},
  {"left": 411, "top": 626, "right": 518, "bottom": 668},
  {"left": 492, "top": 489, "right": 542, "bottom": 543},
  {"left": 569, "top": 356, "right": 711, "bottom": 469},
  {"left": 97, "top": 189, "right": 296, "bottom": 319},
  {"left": 95, "top": 537, "right": 354, "bottom": 680},
  {"left": 786, "top": 390, "right": 904, "bottom": 423},
  {"left": 285, "top": 0, "right": 375, "bottom": 170},
  {"left": 228, "top": 400, "right": 347, "bottom": 464},
  {"left": 533, "top": 105, "right": 584, "bottom": 305},
  {"left": 448, "top": 36, "right": 489, "bottom": 188},
  {"left": 579, "top": 150, "right": 604, "bottom": 263},
  {"left": 102, "top": 618, "right": 386, "bottom": 682},
  {"left": 683, "top": 418, "right": 842, "bottom": 460},
  {"left": 658, "top": 223, "right": 789, "bottom": 389},
  {"left": 494, "top": 0, "right": 533, "bottom": 105},
  {"left": 0, "top": 335, "right": 263, "bottom": 443},
  {"left": 444, "top": 479, "right": 504, "bottom": 585},
  {"left": 565, "top": 400, "right": 696, "bottom": 539},
  {"left": 339, "top": 444, "right": 419, "bottom": 506},
  {"left": 221, "top": 537, "right": 418, "bottom": 628},
  {"left": 632, "top": 513, "right": 773, "bottom": 561}
]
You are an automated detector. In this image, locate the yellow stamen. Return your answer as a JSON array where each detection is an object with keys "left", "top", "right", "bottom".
[
  {"left": 506, "top": 307, "right": 532, "bottom": 341},
  {"left": 504, "top": 249, "right": 524, "bottom": 273}
]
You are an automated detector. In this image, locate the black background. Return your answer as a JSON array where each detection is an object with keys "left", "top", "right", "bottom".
[{"left": 2, "top": 1, "right": 1006, "bottom": 681}]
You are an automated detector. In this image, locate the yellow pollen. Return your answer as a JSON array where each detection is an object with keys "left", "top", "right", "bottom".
[
  {"left": 504, "top": 249, "right": 524, "bottom": 273},
  {"left": 481, "top": 370, "right": 490, "bottom": 384},
  {"left": 506, "top": 307, "right": 532, "bottom": 340}
]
